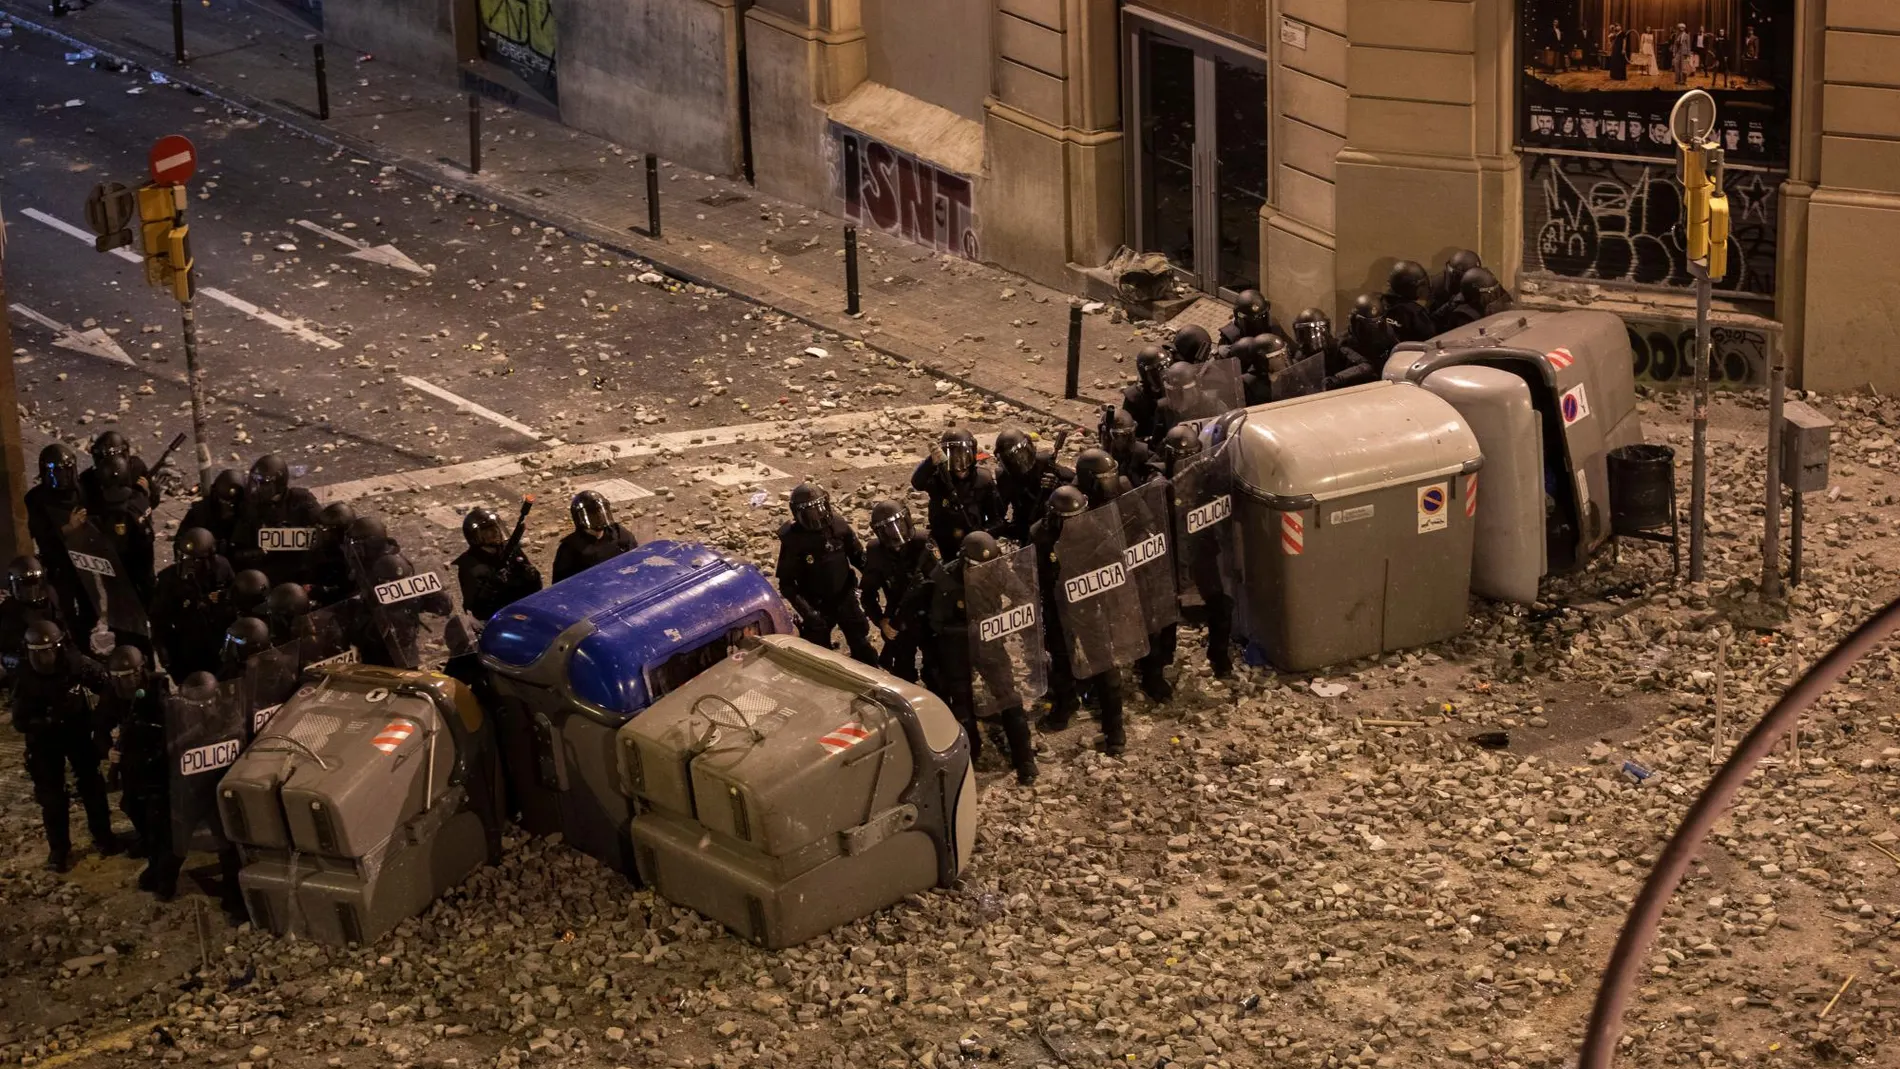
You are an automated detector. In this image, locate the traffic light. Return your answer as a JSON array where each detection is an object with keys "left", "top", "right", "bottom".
[
  {"left": 1707, "top": 188, "right": 1731, "bottom": 283},
  {"left": 167, "top": 224, "right": 193, "bottom": 302},
  {"left": 136, "top": 185, "right": 176, "bottom": 259}
]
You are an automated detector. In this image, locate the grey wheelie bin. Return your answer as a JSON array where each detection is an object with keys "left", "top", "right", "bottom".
[
  {"left": 1229, "top": 381, "right": 1483, "bottom": 672},
  {"left": 1384, "top": 309, "right": 1643, "bottom": 573},
  {"left": 617, "top": 634, "right": 977, "bottom": 949}
]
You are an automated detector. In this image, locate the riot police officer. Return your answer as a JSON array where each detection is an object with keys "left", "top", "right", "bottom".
[
  {"left": 181, "top": 469, "right": 246, "bottom": 560},
  {"left": 307, "top": 502, "right": 358, "bottom": 607},
  {"left": 1, "top": 557, "right": 65, "bottom": 679},
  {"left": 1435, "top": 267, "right": 1512, "bottom": 333},
  {"left": 1121, "top": 346, "right": 1169, "bottom": 442},
  {"left": 1030, "top": 486, "right": 1127, "bottom": 755},
  {"left": 1292, "top": 308, "right": 1340, "bottom": 367},
  {"left": 1169, "top": 324, "right": 1213, "bottom": 365},
  {"left": 455, "top": 506, "right": 543, "bottom": 623},
  {"left": 231, "top": 569, "right": 273, "bottom": 621},
  {"left": 88, "top": 455, "right": 158, "bottom": 604},
  {"left": 102, "top": 644, "right": 170, "bottom": 882},
  {"left": 343, "top": 513, "right": 399, "bottom": 567},
  {"left": 776, "top": 483, "right": 878, "bottom": 664},
  {"left": 13, "top": 620, "right": 120, "bottom": 871},
  {"left": 1074, "top": 448, "right": 1133, "bottom": 508},
  {"left": 1433, "top": 249, "right": 1485, "bottom": 318},
  {"left": 552, "top": 490, "right": 640, "bottom": 582},
  {"left": 859, "top": 500, "right": 937, "bottom": 683},
  {"left": 911, "top": 429, "right": 1006, "bottom": 560},
  {"left": 230, "top": 455, "right": 322, "bottom": 584},
  {"left": 1383, "top": 260, "right": 1439, "bottom": 343},
  {"left": 151, "top": 529, "right": 236, "bottom": 683},
  {"left": 994, "top": 428, "right": 1074, "bottom": 542},
  {"left": 1218, "top": 289, "right": 1287, "bottom": 349},
  {"left": 81, "top": 432, "right": 156, "bottom": 513},
  {"left": 1237, "top": 334, "right": 1291, "bottom": 406},
  {"left": 266, "top": 583, "right": 313, "bottom": 646},
  {"left": 928, "top": 532, "right": 1037, "bottom": 785},
  {"left": 24, "top": 443, "right": 93, "bottom": 633},
  {"left": 359, "top": 554, "right": 452, "bottom": 670},
  {"left": 1160, "top": 426, "right": 1235, "bottom": 679},
  {"left": 217, "top": 616, "right": 274, "bottom": 682},
  {"left": 1329, "top": 295, "right": 1394, "bottom": 389},
  {"left": 1100, "top": 407, "right": 1156, "bottom": 487}
]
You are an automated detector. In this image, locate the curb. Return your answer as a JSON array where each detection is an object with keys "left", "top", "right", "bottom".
[{"left": 0, "top": 5, "right": 1109, "bottom": 428}]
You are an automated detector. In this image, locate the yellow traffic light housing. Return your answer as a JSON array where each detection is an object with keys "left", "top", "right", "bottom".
[
  {"left": 137, "top": 185, "right": 176, "bottom": 258},
  {"left": 1707, "top": 192, "right": 1730, "bottom": 282}
]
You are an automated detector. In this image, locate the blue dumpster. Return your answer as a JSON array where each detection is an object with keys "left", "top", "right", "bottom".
[{"left": 479, "top": 540, "right": 791, "bottom": 875}]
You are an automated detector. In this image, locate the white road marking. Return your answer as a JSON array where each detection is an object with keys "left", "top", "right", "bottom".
[
  {"left": 401, "top": 375, "right": 549, "bottom": 442},
  {"left": 576, "top": 477, "right": 654, "bottom": 503},
  {"left": 423, "top": 505, "right": 469, "bottom": 530},
  {"left": 311, "top": 404, "right": 959, "bottom": 502},
  {"left": 691, "top": 461, "right": 792, "bottom": 486},
  {"left": 8, "top": 302, "right": 135, "bottom": 365},
  {"left": 295, "top": 219, "right": 430, "bottom": 276},
  {"left": 25, "top": 208, "right": 342, "bottom": 349}
]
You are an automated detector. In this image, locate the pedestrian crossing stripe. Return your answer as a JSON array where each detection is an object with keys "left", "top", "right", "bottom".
[
  {"left": 372, "top": 721, "right": 416, "bottom": 754},
  {"left": 819, "top": 722, "right": 871, "bottom": 755},
  {"left": 1281, "top": 512, "right": 1304, "bottom": 555}
]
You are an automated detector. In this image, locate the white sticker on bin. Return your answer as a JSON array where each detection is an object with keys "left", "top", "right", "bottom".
[
  {"left": 1561, "top": 383, "right": 1591, "bottom": 425},
  {"left": 1417, "top": 483, "right": 1449, "bottom": 534},
  {"left": 1329, "top": 505, "right": 1375, "bottom": 526}
]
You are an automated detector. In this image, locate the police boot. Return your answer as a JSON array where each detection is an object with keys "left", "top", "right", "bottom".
[
  {"left": 1000, "top": 707, "right": 1037, "bottom": 786},
  {"left": 218, "top": 848, "right": 248, "bottom": 918},
  {"left": 1097, "top": 678, "right": 1127, "bottom": 757},
  {"left": 46, "top": 848, "right": 74, "bottom": 874},
  {"left": 1139, "top": 661, "right": 1174, "bottom": 704}
]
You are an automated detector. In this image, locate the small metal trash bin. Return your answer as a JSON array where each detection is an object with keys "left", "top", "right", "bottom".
[{"left": 1607, "top": 443, "right": 1678, "bottom": 574}]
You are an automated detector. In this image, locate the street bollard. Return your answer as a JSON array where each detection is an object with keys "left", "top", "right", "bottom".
[
  {"left": 1762, "top": 364, "right": 1785, "bottom": 599},
  {"left": 467, "top": 92, "right": 481, "bottom": 174},
  {"left": 1064, "top": 304, "right": 1083, "bottom": 400},
  {"left": 172, "top": 0, "right": 186, "bottom": 63},
  {"left": 844, "top": 226, "right": 861, "bottom": 316},
  {"left": 314, "top": 44, "right": 330, "bottom": 121},
  {"left": 645, "top": 155, "right": 662, "bottom": 238},
  {"left": 50, "top": 0, "right": 69, "bottom": 17}
]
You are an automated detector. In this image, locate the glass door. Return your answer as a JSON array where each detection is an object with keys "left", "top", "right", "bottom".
[{"left": 1126, "top": 14, "right": 1268, "bottom": 297}]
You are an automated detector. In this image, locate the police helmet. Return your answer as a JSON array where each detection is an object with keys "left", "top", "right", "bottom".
[
  {"left": 789, "top": 483, "right": 832, "bottom": 532},
  {"left": 940, "top": 429, "right": 978, "bottom": 477},
  {"left": 571, "top": 490, "right": 614, "bottom": 536},
  {"left": 39, "top": 443, "right": 78, "bottom": 492},
  {"left": 958, "top": 531, "right": 1000, "bottom": 566},
  {"left": 247, "top": 454, "right": 291, "bottom": 505},
  {"left": 463, "top": 507, "right": 506, "bottom": 549},
  {"left": 869, "top": 499, "right": 914, "bottom": 551}
]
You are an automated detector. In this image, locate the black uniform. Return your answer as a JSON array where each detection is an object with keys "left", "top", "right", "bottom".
[
  {"left": 910, "top": 459, "right": 1007, "bottom": 561},
  {"left": 1119, "top": 384, "right": 1162, "bottom": 443},
  {"left": 89, "top": 487, "right": 157, "bottom": 606},
  {"left": 81, "top": 456, "right": 153, "bottom": 515},
  {"left": 1218, "top": 316, "right": 1288, "bottom": 349},
  {"left": 776, "top": 515, "right": 877, "bottom": 663},
  {"left": 859, "top": 533, "right": 938, "bottom": 682},
  {"left": 23, "top": 484, "right": 93, "bottom": 633},
  {"left": 13, "top": 647, "right": 115, "bottom": 860},
  {"left": 1028, "top": 517, "right": 1125, "bottom": 747},
  {"left": 306, "top": 529, "right": 354, "bottom": 608},
  {"left": 997, "top": 458, "right": 1076, "bottom": 543},
  {"left": 0, "top": 598, "right": 63, "bottom": 679},
  {"left": 105, "top": 683, "right": 170, "bottom": 874},
  {"left": 453, "top": 546, "right": 543, "bottom": 624},
  {"left": 229, "top": 488, "right": 322, "bottom": 586},
  {"left": 150, "top": 557, "right": 237, "bottom": 682},
  {"left": 1382, "top": 294, "right": 1438, "bottom": 344},
  {"left": 552, "top": 525, "right": 640, "bottom": 584},
  {"left": 925, "top": 558, "right": 1035, "bottom": 773}
]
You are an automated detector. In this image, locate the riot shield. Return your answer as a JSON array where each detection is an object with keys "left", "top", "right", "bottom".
[
  {"left": 348, "top": 548, "right": 452, "bottom": 671},
  {"left": 1117, "top": 480, "right": 1181, "bottom": 634},
  {"left": 1170, "top": 453, "right": 1236, "bottom": 607},
  {"left": 1270, "top": 353, "right": 1326, "bottom": 401},
  {"left": 964, "top": 545, "right": 1047, "bottom": 717},
  {"left": 1053, "top": 504, "right": 1149, "bottom": 679},
  {"left": 166, "top": 681, "right": 247, "bottom": 856},
  {"left": 298, "top": 603, "right": 359, "bottom": 673},
  {"left": 64, "top": 522, "right": 150, "bottom": 638},
  {"left": 1164, "top": 357, "right": 1247, "bottom": 422},
  {"left": 242, "top": 643, "right": 302, "bottom": 739}
]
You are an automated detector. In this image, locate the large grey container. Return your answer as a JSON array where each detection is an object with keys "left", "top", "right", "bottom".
[
  {"left": 1417, "top": 365, "right": 1547, "bottom": 605},
  {"left": 1228, "top": 381, "right": 1482, "bottom": 671}
]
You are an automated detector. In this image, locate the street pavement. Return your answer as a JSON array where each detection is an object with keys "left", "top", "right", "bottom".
[{"left": 1, "top": 26, "right": 1032, "bottom": 576}]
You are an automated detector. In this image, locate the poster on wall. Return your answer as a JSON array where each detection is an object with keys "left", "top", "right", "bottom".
[
  {"left": 478, "top": 0, "right": 558, "bottom": 104},
  {"left": 1517, "top": 0, "right": 1793, "bottom": 165}
]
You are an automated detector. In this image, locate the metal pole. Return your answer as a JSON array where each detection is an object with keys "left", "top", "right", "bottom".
[
  {"left": 171, "top": 0, "right": 186, "bottom": 64},
  {"left": 1762, "top": 364, "right": 1784, "bottom": 599},
  {"left": 0, "top": 251, "right": 30, "bottom": 563},
  {"left": 314, "top": 44, "right": 330, "bottom": 121},
  {"left": 172, "top": 200, "right": 214, "bottom": 485},
  {"left": 1064, "top": 304, "right": 1083, "bottom": 400},
  {"left": 645, "top": 155, "right": 662, "bottom": 238},
  {"left": 843, "top": 226, "right": 860, "bottom": 316},
  {"left": 1790, "top": 492, "right": 1805, "bottom": 587},
  {"left": 466, "top": 93, "right": 481, "bottom": 174},
  {"left": 1688, "top": 262, "right": 1711, "bottom": 581}
]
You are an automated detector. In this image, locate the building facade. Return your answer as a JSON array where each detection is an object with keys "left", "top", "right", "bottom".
[{"left": 316, "top": 0, "right": 1900, "bottom": 392}]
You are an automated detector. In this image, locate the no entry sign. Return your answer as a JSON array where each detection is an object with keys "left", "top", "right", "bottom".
[{"left": 149, "top": 134, "right": 197, "bottom": 185}]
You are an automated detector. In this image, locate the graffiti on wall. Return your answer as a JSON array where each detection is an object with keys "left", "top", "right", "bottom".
[
  {"left": 831, "top": 124, "right": 979, "bottom": 261},
  {"left": 1624, "top": 318, "right": 1774, "bottom": 388},
  {"left": 479, "top": 0, "right": 557, "bottom": 104},
  {"left": 1522, "top": 153, "right": 1780, "bottom": 297}
]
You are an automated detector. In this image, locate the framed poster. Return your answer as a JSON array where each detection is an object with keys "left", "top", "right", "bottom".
[
  {"left": 1517, "top": 0, "right": 1794, "bottom": 165},
  {"left": 478, "top": 0, "right": 558, "bottom": 104}
]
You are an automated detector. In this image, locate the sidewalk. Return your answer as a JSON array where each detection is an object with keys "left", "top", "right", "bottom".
[{"left": 0, "top": 0, "right": 1166, "bottom": 429}]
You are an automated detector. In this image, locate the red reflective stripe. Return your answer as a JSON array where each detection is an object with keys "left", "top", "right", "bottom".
[
  {"left": 1466, "top": 474, "right": 1479, "bottom": 517},
  {"left": 1281, "top": 512, "right": 1305, "bottom": 555}
]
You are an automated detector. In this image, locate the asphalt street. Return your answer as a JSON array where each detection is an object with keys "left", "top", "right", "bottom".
[{"left": 2, "top": 29, "right": 1005, "bottom": 573}]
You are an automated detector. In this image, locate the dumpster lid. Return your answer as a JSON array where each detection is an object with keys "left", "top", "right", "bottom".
[{"left": 1230, "top": 381, "right": 1480, "bottom": 504}]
